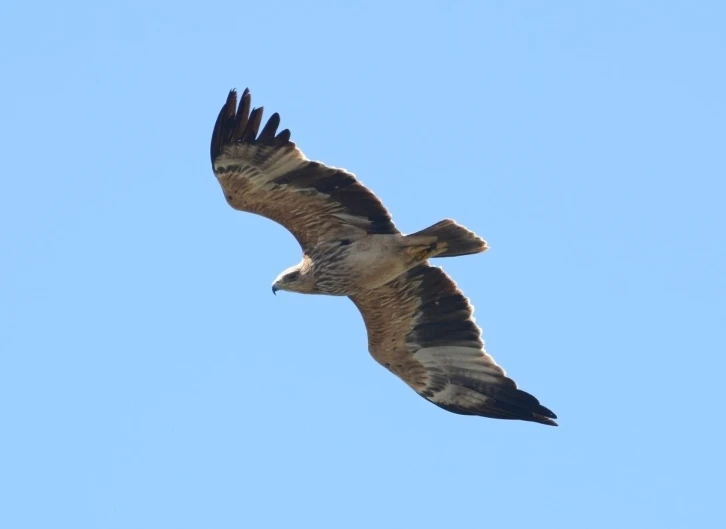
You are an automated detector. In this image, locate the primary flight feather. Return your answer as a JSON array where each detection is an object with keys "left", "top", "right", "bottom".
[{"left": 210, "top": 88, "right": 557, "bottom": 426}]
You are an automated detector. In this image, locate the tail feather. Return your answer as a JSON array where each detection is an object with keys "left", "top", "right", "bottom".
[{"left": 408, "top": 219, "right": 488, "bottom": 258}]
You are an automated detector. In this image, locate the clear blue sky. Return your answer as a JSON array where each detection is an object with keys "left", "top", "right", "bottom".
[{"left": 2, "top": 1, "right": 724, "bottom": 528}]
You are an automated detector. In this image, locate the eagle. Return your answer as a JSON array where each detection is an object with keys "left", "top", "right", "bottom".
[{"left": 210, "top": 88, "right": 557, "bottom": 426}]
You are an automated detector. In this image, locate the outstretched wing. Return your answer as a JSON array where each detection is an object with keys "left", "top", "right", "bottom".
[
  {"left": 350, "top": 265, "right": 557, "bottom": 426},
  {"left": 211, "top": 89, "right": 398, "bottom": 250}
]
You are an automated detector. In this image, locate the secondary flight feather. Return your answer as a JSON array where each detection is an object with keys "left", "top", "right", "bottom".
[{"left": 210, "top": 88, "right": 557, "bottom": 426}]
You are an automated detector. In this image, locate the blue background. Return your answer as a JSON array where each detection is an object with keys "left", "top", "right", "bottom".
[{"left": 2, "top": 1, "right": 724, "bottom": 527}]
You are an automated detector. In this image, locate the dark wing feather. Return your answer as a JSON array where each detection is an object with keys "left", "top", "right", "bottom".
[
  {"left": 211, "top": 89, "right": 398, "bottom": 250},
  {"left": 350, "top": 265, "right": 557, "bottom": 426}
]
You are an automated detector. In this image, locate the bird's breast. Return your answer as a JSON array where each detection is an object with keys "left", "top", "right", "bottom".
[{"left": 309, "top": 236, "right": 410, "bottom": 295}]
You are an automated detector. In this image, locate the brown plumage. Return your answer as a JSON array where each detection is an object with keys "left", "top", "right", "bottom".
[{"left": 210, "top": 88, "right": 557, "bottom": 426}]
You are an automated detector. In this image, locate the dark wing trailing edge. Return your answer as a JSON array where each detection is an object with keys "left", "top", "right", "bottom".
[
  {"left": 351, "top": 265, "right": 557, "bottom": 426},
  {"left": 210, "top": 89, "right": 398, "bottom": 250}
]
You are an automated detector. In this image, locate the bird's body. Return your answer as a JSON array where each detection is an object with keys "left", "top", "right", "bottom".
[
  {"left": 210, "top": 88, "right": 558, "bottom": 426},
  {"left": 301, "top": 234, "right": 437, "bottom": 296}
]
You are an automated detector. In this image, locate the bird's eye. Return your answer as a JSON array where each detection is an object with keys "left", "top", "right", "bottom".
[{"left": 288, "top": 271, "right": 300, "bottom": 280}]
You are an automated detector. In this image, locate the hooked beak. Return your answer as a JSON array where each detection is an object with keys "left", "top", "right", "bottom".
[{"left": 272, "top": 283, "right": 279, "bottom": 295}]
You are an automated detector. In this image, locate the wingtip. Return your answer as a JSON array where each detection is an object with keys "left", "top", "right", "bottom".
[
  {"left": 211, "top": 87, "right": 294, "bottom": 166},
  {"left": 532, "top": 407, "right": 558, "bottom": 426},
  {"left": 211, "top": 89, "right": 239, "bottom": 165},
  {"left": 535, "top": 415, "right": 559, "bottom": 427},
  {"left": 225, "top": 89, "right": 237, "bottom": 109}
]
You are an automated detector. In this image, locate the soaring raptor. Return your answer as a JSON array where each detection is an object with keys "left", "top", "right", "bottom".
[{"left": 211, "top": 89, "right": 557, "bottom": 426}]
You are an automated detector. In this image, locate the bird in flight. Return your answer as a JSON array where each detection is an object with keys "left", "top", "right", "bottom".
[{"left": 210, "top": 89, "right": 557, "bottom": 426}]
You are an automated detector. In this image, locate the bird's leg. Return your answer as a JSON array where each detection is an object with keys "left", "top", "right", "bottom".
[{"left": 404, "top": 243, "right": 439, "bottom": 264}]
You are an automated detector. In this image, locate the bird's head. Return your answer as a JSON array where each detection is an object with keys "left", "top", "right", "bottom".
[{"left": 272, "top": 263, "right": 315, "bottom": 295}]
